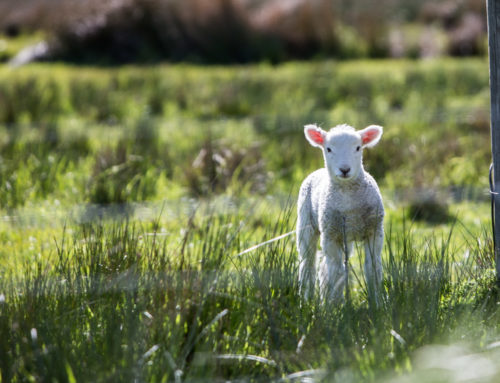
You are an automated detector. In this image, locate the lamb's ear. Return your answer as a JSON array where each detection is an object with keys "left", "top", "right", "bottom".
[
  {"left": 304, "top": 124, "right": 326, "bottom": 148},
  {"left": 359, "top": 125, "right": 383, "bottom": 148}
]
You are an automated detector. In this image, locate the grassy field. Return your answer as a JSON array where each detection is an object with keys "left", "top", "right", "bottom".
[{"left": 0, "top": 57, "right": 499, "bottom": 382}]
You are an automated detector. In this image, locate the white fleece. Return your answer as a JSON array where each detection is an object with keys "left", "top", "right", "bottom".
[{"left": 297, "top": 123, "right": 384, "bottom": 302}]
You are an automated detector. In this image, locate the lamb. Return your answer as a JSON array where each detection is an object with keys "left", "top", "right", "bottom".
[{"left": 296, "top": 123, "right": 384, "bottom": 302}]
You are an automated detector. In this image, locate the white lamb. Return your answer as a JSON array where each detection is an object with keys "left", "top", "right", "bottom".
[{"left": 297, "top": 123, "right": 384, "bottom": 302}]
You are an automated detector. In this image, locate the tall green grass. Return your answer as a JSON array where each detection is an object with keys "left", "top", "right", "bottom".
[{"left": 0, "top": 205, "right": 497, "bottom": 382}]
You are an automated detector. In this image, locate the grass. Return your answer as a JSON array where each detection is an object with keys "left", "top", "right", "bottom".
[
  {"left": 0, "top": 58, "right": 492, "bottom": 206},
  {"left": 0, "top": 56, "right": 498, "bottom": 381},
  {"left": 0, "top": 204, "right": 498, "bottom": 382}
]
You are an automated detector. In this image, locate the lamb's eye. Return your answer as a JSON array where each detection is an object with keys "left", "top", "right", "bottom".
[
  {"left": 356, "top": 146, "right": 361, "bottom": 152},
  {"left": 327, "top": 147, "right": 332, "bottom": 153}
]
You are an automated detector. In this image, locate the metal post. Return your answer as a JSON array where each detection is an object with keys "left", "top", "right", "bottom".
[{"left": 487, "top": 0, "right": 500, "bottom": 284}]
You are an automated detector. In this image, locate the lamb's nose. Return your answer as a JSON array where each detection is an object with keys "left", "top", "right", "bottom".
[{"left": 340, "top": 167, "right": 351, "bottom": 177}]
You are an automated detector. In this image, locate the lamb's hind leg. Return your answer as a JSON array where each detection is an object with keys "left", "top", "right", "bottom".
[
  {"left": 297, "top": 219, "right": 319, "bottom": 301},
  {"left": 364, "top": 224, "right": 384, "bottom": 303}
]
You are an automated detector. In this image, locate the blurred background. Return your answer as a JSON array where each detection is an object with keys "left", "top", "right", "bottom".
[
  {"left": 0, "top": 0, "right": 492, "bottom": 219},
  {"left": 0, "top": 0, "right": 488, "bottom": 65},
  {"left": 1, "top": 2, "right": 500, "bottom": 383}
]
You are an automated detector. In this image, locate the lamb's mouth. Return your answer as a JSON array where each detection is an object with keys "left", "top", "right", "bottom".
[{"left": 337, "top": 173, "right": 352, "bottom": 180}]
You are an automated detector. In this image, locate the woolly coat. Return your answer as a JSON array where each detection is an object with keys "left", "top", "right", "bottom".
[{"left": 297, "top": 167, "right": 384, "bottom": 245}]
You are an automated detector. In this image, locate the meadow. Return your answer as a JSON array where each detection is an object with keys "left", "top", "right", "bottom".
[{"left": 0, "top": 57, "right": 499, "bottom": 382}]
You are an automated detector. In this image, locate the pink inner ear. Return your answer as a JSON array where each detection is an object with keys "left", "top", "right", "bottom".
[
  {"left": 361, "top": 129, "right": 378, "bottom": 145},
  {"left": 308, "top": 129, "right": 324, "bottom": 145}
]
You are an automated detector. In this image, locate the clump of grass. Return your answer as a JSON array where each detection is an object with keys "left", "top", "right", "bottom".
[
  {"left": 0, "top": 123, "right": 90, "bottom": 208},
  {"left": 88, "top": 140, "right": 159, "bottom": 205},
  {"left": 407, "top": 191, "right": 453, "bottom": 224},
  {"left": 185, "top": 138, "right": 267, "bottom": 197}
]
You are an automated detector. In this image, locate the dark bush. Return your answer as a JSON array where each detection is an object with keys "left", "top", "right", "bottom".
[
  {"left": 407, "top": 191, "right": 452, "bottom": 224},
  {"left": 40, "top": 0, "right": 273, "bottom": 64},
  {"left": 4, "top": 0, "right": 487, "bottom": 64}
]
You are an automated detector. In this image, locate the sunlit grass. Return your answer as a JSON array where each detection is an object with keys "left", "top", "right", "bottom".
[
  {"left": 0, "top": 202, "right": 497, "bottom": 382},
  {"left": 0, "top": 57, "right": 497, "bottom": 381}
]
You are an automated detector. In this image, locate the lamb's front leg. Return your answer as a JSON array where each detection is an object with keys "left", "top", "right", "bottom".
[
  {"left": 297, "top": 223, "right": 319, "bottom": 301},
  {"left": 318, "top": 236, "right": 349, "bottom": 303},
  {"left": 364, "top": 225, "right": 384, "bottom": 303}
]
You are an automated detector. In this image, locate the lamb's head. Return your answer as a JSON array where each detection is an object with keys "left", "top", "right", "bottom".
[{"left": 304, "top": 123, "right": 383, "bottom": 182}]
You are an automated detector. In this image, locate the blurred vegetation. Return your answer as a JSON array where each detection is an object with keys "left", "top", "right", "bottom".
[
  {"left": 0, "top": 58, "right": 491, "bottom": 210},
  {"left": 0, "top": 18, "right": 497, "bottom": 378},
  {"left": 0, "top": 0, "right": 488, "bottom": 64},
  {"left": 0, "top": 2, "right": 496, "bottom": 381}
]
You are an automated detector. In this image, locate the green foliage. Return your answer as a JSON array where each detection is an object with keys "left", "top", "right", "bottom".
[{"left": 0, "top": 59, "right": 492, "bottom": 209}]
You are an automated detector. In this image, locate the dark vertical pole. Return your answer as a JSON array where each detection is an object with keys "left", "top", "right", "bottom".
[{"left": 487, "top": 0, "right": 500, "bottom": 284}]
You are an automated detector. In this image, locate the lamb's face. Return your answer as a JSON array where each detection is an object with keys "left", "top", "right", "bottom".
[
  {"left": 323, "top": 129, "right": 363, "bottom": 181},
  {"left": 304, "top": 123, "right": 383, "bottom": 182}
]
